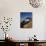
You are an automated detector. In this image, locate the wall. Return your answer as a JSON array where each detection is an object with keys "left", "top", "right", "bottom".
[{"left": 0, "top": 0, "right": 46, "bottom": 40}]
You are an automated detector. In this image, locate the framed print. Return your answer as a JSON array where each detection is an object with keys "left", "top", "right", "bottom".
[{"left": 20, "top": 12, "right": 32, "bottom": 28}]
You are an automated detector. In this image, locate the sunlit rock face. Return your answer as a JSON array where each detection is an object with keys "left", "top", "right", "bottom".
[{"left": 29, "top": 0, "right": 43, "bottom": 8}]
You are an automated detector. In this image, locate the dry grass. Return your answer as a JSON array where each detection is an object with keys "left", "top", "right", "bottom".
[{"left": 24, "top": 20, "right": 32, "bottom": 28}]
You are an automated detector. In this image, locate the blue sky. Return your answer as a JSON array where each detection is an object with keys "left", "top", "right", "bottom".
[{"left": 20, "top": 12, "right": 32, "bottom": 21}]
